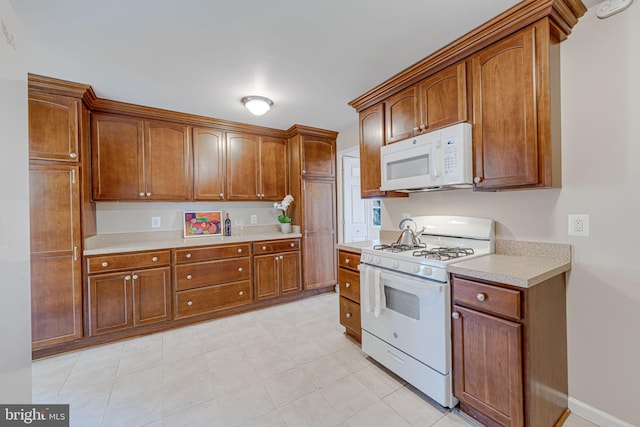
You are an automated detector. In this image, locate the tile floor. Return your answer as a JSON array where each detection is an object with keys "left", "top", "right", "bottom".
[{"left": 32, "top": 293, "right": 598, "bottom": 427}]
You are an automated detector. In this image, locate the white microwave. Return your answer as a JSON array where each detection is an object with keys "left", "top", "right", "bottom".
[{"left": 380, "top": 122, "right": 472, "bottom": 192}]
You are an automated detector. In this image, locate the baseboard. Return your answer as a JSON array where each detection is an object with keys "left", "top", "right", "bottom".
[{"left": 568, "top": 397, "right": 635, "bottom": 427}]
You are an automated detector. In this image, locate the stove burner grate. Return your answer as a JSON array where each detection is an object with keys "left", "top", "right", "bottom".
[
  {"left": 373, "top": 242, "right": 427, "bottom": 253},
  {"left": 412, "top": 247, "right": 475, "bottom": 261}
]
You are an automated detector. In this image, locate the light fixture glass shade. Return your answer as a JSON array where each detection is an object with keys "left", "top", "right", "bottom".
[{"left": 241, "top": 96, "right": 273, "bottom": 116}]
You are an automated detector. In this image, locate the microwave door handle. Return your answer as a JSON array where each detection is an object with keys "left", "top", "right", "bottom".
[{"left": 432, "top": 144, "right": 441, "bottom": 177}]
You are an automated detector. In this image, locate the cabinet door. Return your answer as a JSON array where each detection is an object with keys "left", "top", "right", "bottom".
[
  {"left": 91, "top": 113, "right": 144, "bottom": 200},
  {"left": 29, "top": 164, "right": 82, "bottom": 349},
  {"left": 28, "top": 93, "right": 80, "bottom": 162},
  {"left": 193, "top": 127, "right": 225, "bottom": 200},
  {"left": 89, "top": 272, "right": 133, "bottom": 336},
  {"left": 359, "top": 104, "right": 385, "bottom": 198},
  {"left": 471, "top": 26, "right": 539, "bottom": 189},
  {"left": 144, "top": 120, "right": 192, "bottom": 200},
  {"left": 279, "top": 251, "right": 301, "bottom": 294},
  {"left": 226, "top": 132, "right": 259, "bottom": 200},
  {"left": 132, "top": 267, "right": 171, "bottom": 326},
  {"left": 419, "top": 61, "right": 467, "bottom": 131},
  {"left": 452, "top": 305, "right": 524, "bottom": 427},
  {"left": 254, "top": 254, "right": 278, "bottom": 300},
  {"left": 302, "top": 179, "right": 336, "bottom": 289},
  {"left": 259, "top": 136, "right": 288, "bottom": 200},
  {"left": 385, "top": 85, "right": 419, "bottom": 144},
  {"left": 301, "top": 135, "right": 335, "bottom": 178}
]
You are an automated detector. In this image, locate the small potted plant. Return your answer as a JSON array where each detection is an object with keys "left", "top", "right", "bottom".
[{"left": 274, "top": 195, "right": 294, "bottom": 233}]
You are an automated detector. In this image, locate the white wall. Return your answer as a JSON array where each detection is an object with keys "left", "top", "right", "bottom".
[
  {"left": 360, "top": 5, "right": 639, "bottom": 426},
  {"left": 0, "top": 0, "right": 32, "bottom": 403}
]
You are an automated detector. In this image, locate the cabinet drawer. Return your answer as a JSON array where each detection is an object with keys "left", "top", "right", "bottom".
[
  {"left": 87, "top": 250, "right": 170, "bottom": 274},
  {"left": 174, "top": 243, "right": 250, "bottom": 263},
  {"left": 452, "top": 277, "right": 521, "bottom": 320},
  {"left": 338, "top": 268, "right": 360, "bottom": 303},
  {"left": 253, "top": 239, "right": 300, "bottom": 254},
  {"left": 175, "top": 280, "right": 252, "bottom": 318},
  {"left": 338, "top": 250, "right": 360, "bottom": 270},
  {"left": 175, "top": 257, "right": 251, "bottom": 291},
  {"left": 339, "top": 296, "right": 361, "bottom": 335}
]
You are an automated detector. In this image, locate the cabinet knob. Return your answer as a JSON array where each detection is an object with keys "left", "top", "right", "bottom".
[
  {"left": 187, "top": 300, "right": 193, "bottom": 306},
  {"left": 219, "top": 193, "right": 224, "bottom": 198},
  {"left": 238, "top": 267, "right": 243, "bottom": 272},
  {"left": 262, "top": 246, "right": 267, "bottom": 250},
  {"left": 419, "top": 124, "right": 426, "bottom": 130},
  {"left": 186, "top": 253, "right": 192, "bottom": 258},
  {"left": 346, "top": 313, "right": 352, "bottom": 318},
  {"left": 290, "top": 243, "right": 295, "bottom": 247},
  {"left": 101, "top": 262, "right": 109, "bottom": 267},
  {"left": 413, "top": 127, "right": 419, "bottom": 132},
  {"left": 125, "top": 275, "right": 131, "bottom": 281},
  {"left": 345, "top": 259, "right": 350, "bottom": 264},
  {"left": 452, "top": 312, "right": 460, "bottom": 319},
  {"left": 345, "top": 282, "right": 351, "bottom": 288},
  {"left": 473, "top": 176, "right": 482, "bottom": 184},
  {"left": 132, "top": 275, "right": 138, "bottom": 280},
  {"left": 146, "top": 192, "right": 151, "bottom": 196},
  {"left": 139, "top": 192, "right": 145, "bottom": 197},
  {"left": 279, "top": 255, "right": 283, "bottom": 260},
  {"left": 302, "top": 170, "right": 306, "bottom": 174},
  {"left": 69, "top": 153, "right": 77, "bottom": 159},
  {"left": 237, "top": 248, "right": 243, "bottom": 253},
  {"left": 239, "top": 291, "right": 244, "bottom": 296},
  {"left": 152, "top": 257, "right": 158, "bottom": 262},
  {"left": 476, "top": 293, "right": 487, "bottom": 302},
  {"left": 186, "top": 275, "right": 192, "bottom": 280}
]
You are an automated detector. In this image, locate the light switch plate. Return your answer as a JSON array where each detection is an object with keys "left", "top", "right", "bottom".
[{"left": 568, "top": 214, "right": 590, "bottom": 236}]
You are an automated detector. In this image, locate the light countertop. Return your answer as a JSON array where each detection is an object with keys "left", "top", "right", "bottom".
[{"left": 84, "top": 227, "right": 301, "bottom": 255}]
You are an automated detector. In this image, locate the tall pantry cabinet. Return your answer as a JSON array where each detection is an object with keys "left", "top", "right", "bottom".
[
  {"left": 288, "top": 126, "right": 338, "bottom": 290},
  {"left": 28, "top": 75, "right": 95, "bottom": 351}
]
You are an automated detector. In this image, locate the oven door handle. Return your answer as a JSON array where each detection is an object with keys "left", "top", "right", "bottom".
[{"left": 377, "top": 269, "right": 445, "bottom": 293}]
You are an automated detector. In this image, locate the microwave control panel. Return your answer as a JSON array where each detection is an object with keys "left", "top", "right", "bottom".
[{"left": 442, "top": 138, "right": 460, "bottom": 176}]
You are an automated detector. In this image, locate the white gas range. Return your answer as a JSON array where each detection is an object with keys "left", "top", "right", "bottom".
[{"left": 359, "top": 216, "right": 494, "bottom": 408}]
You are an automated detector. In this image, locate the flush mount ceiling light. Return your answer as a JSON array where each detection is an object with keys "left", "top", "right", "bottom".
[{"left": 241, "top": 96, "right": 273, "bottom": 116}]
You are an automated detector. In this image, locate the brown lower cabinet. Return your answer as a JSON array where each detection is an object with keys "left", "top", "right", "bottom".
[
  {"left": 254, "top": 239, "right": 301, "bottom": 300},
  {"left": 451, "top": 274, "right": 568, "bottom": 427},
  {"left": 337, "top": 250, "right": 361, "bottom": 342}
]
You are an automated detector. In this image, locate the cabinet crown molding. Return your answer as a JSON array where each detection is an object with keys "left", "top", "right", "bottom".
[
  {"left": 348, "top": 0, "right": 586, "bottom": 112},
  {"left": 287, "top": 124, "right": 339, "bottom": 139},
  {"left": 28, "top": 73, "right": 97, "bottom": 106}
]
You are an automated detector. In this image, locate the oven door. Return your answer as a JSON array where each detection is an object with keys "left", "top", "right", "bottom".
[{"left": 360, "top": 264, "right": 450, "bottom": 375}]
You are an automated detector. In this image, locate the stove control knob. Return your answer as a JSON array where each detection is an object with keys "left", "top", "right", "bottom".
[
  {"left": 412, "top": 265, "right": 420, "bottom": 274},
  {"left": 420, "top": 266, "right": 432, "bottom": 275}
]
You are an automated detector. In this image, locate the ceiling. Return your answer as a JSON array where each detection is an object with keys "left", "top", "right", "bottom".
[{"left": 13, "top": 0, "right": 546, "bottom": 133}]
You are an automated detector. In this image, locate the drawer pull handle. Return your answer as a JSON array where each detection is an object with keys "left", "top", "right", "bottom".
[
  {"left": 239, "top": 291, "right": 244, "bottom": 296},
  {"left": 101, "top": 262, "right": 109, "bottom": 267},
  {"left": 152, "top": 257, "right": 158, "bottom": 262},
  {"left": 290, "top": 243, "right": 295, "bottom": 247},
  {"left": 186, "top": 253, "right": 192, "bottom": 259},
  {"left": 345, "top": 259, "right": 350, "bottom": 264},
  {"left": 452, "top": 312, "right": 460, "bottom": 319},
  {"left": 262, "top": 246, "right": 267, "bottom": 250},
  {"left": 346, "top": 313, "right": 352, "bottom": 318},
  {"left": 187, "top": 301, "right": 193, "bottom": 306},
  {"left": 237, "top": 248, "right": 243, "bottom": 253},
  {"left": 238, "top": 267, "right": 243, "bottom": 272},
  {"left": 476, "top": 293, "right": 487, "bottom": 302},
  {"left": 186, "top": 275, "right": 192, "bottom": 280},
  {"left": 345, "top": 283, "right": 351, "bottom": 288}
]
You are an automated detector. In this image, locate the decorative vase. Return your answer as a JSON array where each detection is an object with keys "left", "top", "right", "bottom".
[{"left": 280, "top": 223, "right": 292, "bottom": 233}]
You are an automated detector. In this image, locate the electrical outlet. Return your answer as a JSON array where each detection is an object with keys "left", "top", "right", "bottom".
[
  {"left": 151, "top": 217, "right": 161, "bottom": 228},
  {"left": 250, "top": 214, "right": 257, "bottom": 224},
  {"left": 568, "top": 214, "right": 589, "bottom": 236}
]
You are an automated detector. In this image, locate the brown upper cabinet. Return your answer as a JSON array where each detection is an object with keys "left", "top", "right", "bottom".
[
  {"left": 28, "top": 92, "right": 80, "bottom": 162},
  {"left": 193, "top": 127, "right": 225, "bottom": 200},
  {"left": 91, "top": 113, "right": 192, "bottom": 201},
  {"left": 471, "top": 19, "right": 558, "bottom": 190},
  {"left": 226, "top": 132, "right": 287, "bottom": 201},
  {"left": 385, "top": 61, "right": 468, "bottom": 144},
  {"left": 300, "top": 135, "right": 335, "bottom": 178}
]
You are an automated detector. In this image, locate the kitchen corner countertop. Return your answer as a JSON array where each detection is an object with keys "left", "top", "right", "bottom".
[
  {"left": 84, "top": 227, "right": 302, "bottom": 255},
  {"left": 448, "top": 240, "right": 572, "bottom": 288},
  {"left": 336, "top": 240, "right": 383, "bottom": 254}
]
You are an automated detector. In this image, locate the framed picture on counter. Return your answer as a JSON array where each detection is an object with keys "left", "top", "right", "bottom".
[{"left": 183, "top": 211, "right": 222, "bottom": 238}]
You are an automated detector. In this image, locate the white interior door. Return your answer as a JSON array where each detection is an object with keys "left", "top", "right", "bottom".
[{"left": 343, "top": 156, "right": 367, "bottom": 242}]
